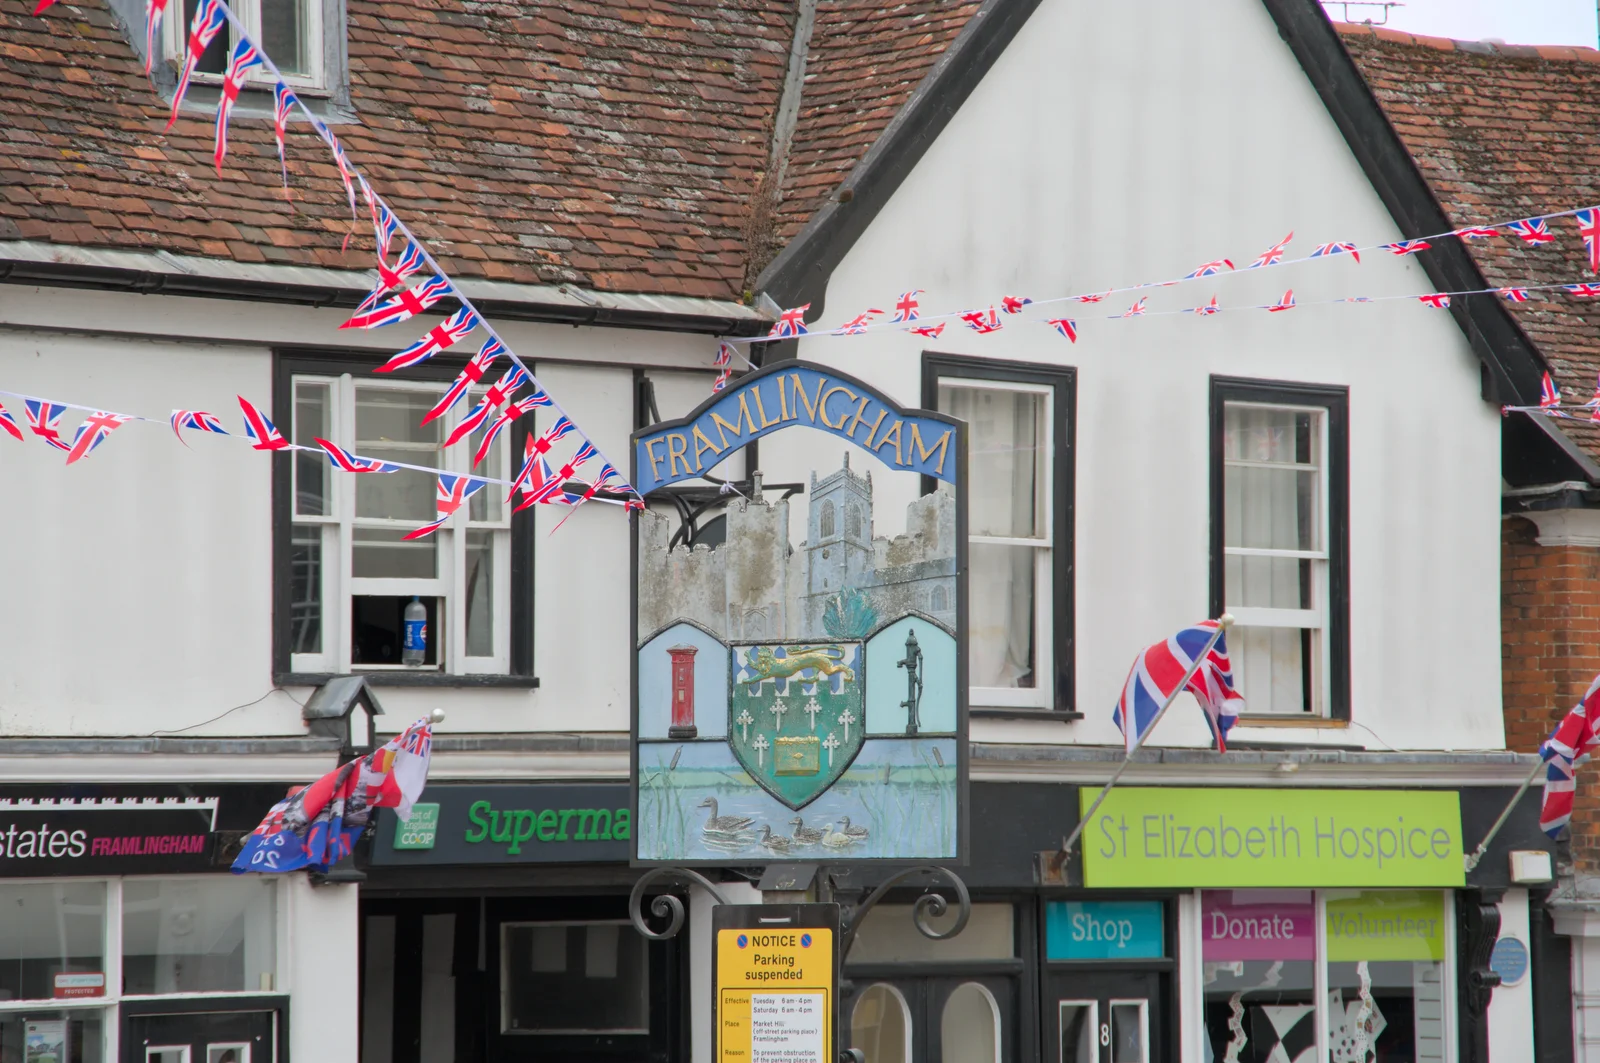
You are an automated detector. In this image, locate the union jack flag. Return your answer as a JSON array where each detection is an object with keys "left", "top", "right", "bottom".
[
  {"left": 768, "top": 304, "right": 810, "bottom": 339},
  {"left": 356, "top": 243, "right": 428, "bottom": 315},
  {"left": 714, "top": 342, "right": 736, "bottom": 367},
  {"left": 1507, "top": 217, "right": 1554, "bottom": 245},
  {"left": 442, "top": 366, "right": 532, "bottom": 448},
  {"left": 1382, "top": 239, "right": 1431, "bottom": 255},
  {"left": 1455, "top": 226, "right": 1501, "bottom": 239},
  {"left": 1500, "top": 287, "right": 1530, "bottom": 302},
  {"left": 550, "top": 462, "right": 625, "bottom": 531},
  {"left": 167, "top": 0, "right": 227, "bottom": 130},
  {"left": 1247, "top": 232, "right": 1293, "bottom": 269},
  {"left": 517, "top": 442, "right": 597, "bottom": 511},
  {"left": 375, "top": 308, "right": 479, "bottom": 374},
  {"left": 1077, "top": 291, "right": 1110, "bottom": 303},
  {"left": 23, "top": 400, "right": 70, "bottom": 451},
  {"left": 1418, "top": 293, "right": 1452, "bottom": 308},
  {"left": 511, "top": 454, "right": 557, "bottom": 506},
  {"left": 1267, "top": 289, "right": 1296, "bottom": 312},
  {"left": 169, "top": 409, "right": 227, "bottom": 445},
  {"left": 1001, "top": 295, "right": 1032, "bottom": 313},
  {"left": 891, "top": 291, "right": 923, "bottom": 323},
  {"left": 712, "top": 369, "right": 733, "bottom": 392},
  {"left": 64, "top": 411, "right": 134, "bottom": 465},
  {"left": 1541, "top": 371, "right": 1562, "bottom": 409},
  {"left": 1310, "top": 242, "right": 1360, "bottom": 263},
  {"left": 1046, "top": 318, "right": 1077, "bottom": 343},
  {"left": 831, "top": 310, "right": 882, "bottom": 336},
  {"left": 214, "top": 38, "right": 263, "bottom": 174},
  {"left": 1540, "top": 672, "right": 1600, "bottom": 837},
  {"left": 1121, "top": 297, "right": 1146, "bottom": 318},
  {"left": 238, "top": 395, "right": 290, "bottom": 450},
  {"left": 404, "top": 474, "right": 488, "bottom": 539},
  {"left": 1343, "top": 296, "right": 1372, "bottom": 303},
  {"left": 364, "top": 182, "right": 402, "bottom": 261},
  {"left": 0, "top": 400, "right": 20, "bottom": 442},
  {"left": 1576, "top": 208, "right": 1600, "bottom": 272},
  {"left": 1184, "top": 260, "right": 1234, "bottom": 279},
  {"left": 272, "top": 82, "right": 299, "bottom": 189},
  {"left": 423, "top": 337, "right": 503, "bottom": 425},
  {"left": 1566, "top": 284, "right": 1600, "bottom": 297},
  {"left": 961, "top": 308, "right": 1002, "bottom": 333},
  {"left": 144, "top": 0, "right": 171, "bottom": 73},
  {"left": 340, "top": 276, "right": 452, "bottom": 330},
  {"left": 1112, "top": 619, "right": 1243, "bottom": 753},
  {"left": 907, "top": 322, "right": 945, "bottom": 338},
  {"left": 473, "top": 390, "right": 554, "bottom": 467},
  {"left": 326, "top": 131, "right": 361, "bottom": 247},
  {"left": 1188, "top": 295, "right": 1220, "bottom": 316},
  {"left": 509, "top": 418, "right": 580, "bottom": 500},
  {"left": 315, "top": 439, "right": 401, "bottom": 473}
]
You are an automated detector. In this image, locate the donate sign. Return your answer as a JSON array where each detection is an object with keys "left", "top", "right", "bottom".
[
  {"left": 1079, "top": 788, "right": 1465, "bottom": 888},
  {"left": 1045, "top": 901, "right": 1165, "bottom": 960}
]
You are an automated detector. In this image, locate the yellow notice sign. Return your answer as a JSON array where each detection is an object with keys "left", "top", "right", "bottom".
[{"left": 716, "top": 922, "right": 834, "bottom": 1063}]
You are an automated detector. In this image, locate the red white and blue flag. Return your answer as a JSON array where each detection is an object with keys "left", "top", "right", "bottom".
[
  {"left": 1189, "top": 295, "right": 1220, "bottom": 316},
  {"left": 272, "top": 82, "right": 299, "bottom": 188},
  {"left": 1541, "top": 371, "right": 1562, "bottom": 409},
  {"left": 1567, "top": 284, "right": 1600, "bottom": 298},
  {"left": 891, "top": 291, "right": 923, "bottom": 323},
  {"left": 908, "top": 322, "right": 945, "bottom": 338},
  {"left": 1455, "top": 226, "right": 1502, "bottom": 239},
  {"left": 1046, "top": 318, "right": 1077, "bottom": 343},
  {"left": 1111, "top": 619, "right": 1243, "bottom": 753},
  {"left": 1267, "top": 289, "right": 1296, "bottom": 313},
  {"left": 1184, "top": 260, "right": 1234, "bottom": 279},
  {"left": 214, "top": 38, "right": 264, "bottom": 174},
  {"left": 1540, "top": 674, "right": 1600, "bottom": 837},
  {"left": 1001, "top": 295, "right": 1032, "bottom": 313},
  {"left": 23, "top": 400, "right": 70, "bottom": 451},
  {"left": 326, "top": 131, "right": 361, "bottom": 247},
  {"left": 167, "top": 0, "right": 228, "bottom": 130},
  {"left": 1507, "top": 217, "right": 1554, "bottom": 245},
  {"left": 64, "top": 411, "right": 133, "bottom": 465},
  {"left": 144, "top": 0, "right": 171, "bottom": 73},
  {"left": 832, "top": 309, "right": 883, "bottom": 335},
  {"left": 422, "top": 338, "right": 503, "bottom": 425},
  {"left": 341, "top": 276, "right": 452, "bottom": 330},
  {"left": 0, "top": 400, "right": 21, "bottom": 442},
  {"left": 1577, "top": 208, "right": 1600, "bottom": 272},
  {"left": 1418, "top": 293, "right": 1452, "bottom": 308},
  {"left": 768, "top": 304, "right": 810, "bottom": 339},
  {"left": 511, "top": 420, "right": 581, "bottom": 507},
  {"left": 170, "top": 409, "right": 227, "bottom": 445},
  {"left": 1383, "top": 239, "right": 1431, "bottom": 255},
  {"left": 238, "top": 395, "right": 290, "bottom": 450},
  {"left": 442, "top": 365, "right": 532, "bottom": 448},
  {"left": 712, "top": 369, "right": 732, "bottom": 392},
  {"left": 356, "top": 243, "right": 428, "bottom": 315},
  {"left": 961, "top": 308, "right": 1003, "bottom": 333},
  {"left": 1121, "top": 297, "right": 1147, "bottom": 318},
  {"left": 233, "top": 717, "right": 435, "bottom": 874},
  {"left": 1078, "top": 291, "right": 1110, "bottom": 303},
  {"left": 404, "top": 474, "right": 488, "bottom": 540},
  {"left": 473, "top": 390, "right": 554, "bottom": 467},
  {"left": 1247, "top": 232, "right": 1293, "bottom": 269},
  {"left": 364, "top": 182, "right": 403, "bottom": 261},
  {"left": 375, "top": 308, "right": 479, "bottom": 374},
  {"left": 714, "top": 342, "right": 736, "bottom": 368},
  {"left": 316, "top": 439, "right": 400, "bottom": 473},
  {"left": 1500, "top": 287, "right": 1530, "bottom": 302},
  {"left": 1310, "top": 242, "right": 1360, "bottom": 263}
]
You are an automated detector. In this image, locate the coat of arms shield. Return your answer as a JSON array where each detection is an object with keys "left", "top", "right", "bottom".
[{"left": 730, "top": 642, "right": 865, "bottom": 810}]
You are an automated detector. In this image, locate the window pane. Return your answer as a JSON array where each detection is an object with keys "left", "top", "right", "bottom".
[
  {"left": 1233, "top": 626, "right": 1316, "bottom": 714},
  {"left": 1110, "top": 1003, "right": 1147, "bottom": 1063},
  {"left": 848, "top": 904, "right": 1013, "bottom": 963},
  {"left": 851, "top": 984, "right": 910, "bottom": 1063},
  {"left": 940, "top": 983, "right": 998, "bottom": 1063},
  {"left": 0, "top": 883, "right": 104, "bottom": 1002},
  {"left": 970, "top": 543, "right": 1036, "bottom": 688},
  {"left": 1224, "top": 406, "right": 1318, "bottom": 465},
  {"left": 500, "top": 922, "right": 647, "bottom": 1034},
  {"left": 294, "top": 382, "right": 330, "bottom": 517},
  {"left": 1225, "top": 555, "right": 1313, "bottom": 610},
  {"left": 1325, "top": 892, "right": 1447, "bottom": 1063},
  {"left": 938, "top": 384, "right": 1046, "bottom": 539},
  {"left": 1, "top": 1011, "right": 104, "bottom": 1063},
  {"left": 290, "top": 526, "right": 322, "bottom": 654},
  {"left": 1058, "top": 1003, "right": 1096, "bottom": 1063},
  {"left": 122, "top": 878, "right": 276, "bottom": 995},
  {"left": 356, "top": 389, "right": 442, "bottom": 522},
  {"left": 465, "top": 529, "right": 494, "bottom": 656},
  {"left": 353, "top": 527, "right": 436, "bottom": 579},
  {"left": 1202, "top": 891, "right": 1316, "bottom": 1063},
  {"left": 1223, "top": 406, "right": 1321, "bottom": 552},
  {"left": 259, "top": 0, "right": 304, "bottom": 74},
  {"left": 353, "top": 595, "right": 438, "bottom": 667},
  {"left": 181, "top": 0, "right": 229, "bottom": 73}
]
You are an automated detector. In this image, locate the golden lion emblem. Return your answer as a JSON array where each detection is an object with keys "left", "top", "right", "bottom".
[{"left": 741, "top": 645, "right": 855, "bottom": 685}]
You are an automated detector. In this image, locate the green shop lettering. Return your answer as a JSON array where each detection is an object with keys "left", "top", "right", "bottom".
[{"left": 464, "top": 800, "right": 630, "bottom": 855}]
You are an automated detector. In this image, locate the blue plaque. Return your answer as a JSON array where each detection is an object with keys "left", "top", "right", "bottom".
[{"left": 1489, "top": 936, "right": 1529, "bottom": 987}]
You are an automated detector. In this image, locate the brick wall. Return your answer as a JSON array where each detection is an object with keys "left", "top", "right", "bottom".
[{"left": 1503, "top": 515, "right": 1600, "bottom": 869}]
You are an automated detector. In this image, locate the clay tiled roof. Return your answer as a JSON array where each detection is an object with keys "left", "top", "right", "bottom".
[
  {"left": 1337, "top": 22, "right": 1600, "bottom": 456},
  {"left": 0, "top": 0, "right": 980, "bottom": 303}
]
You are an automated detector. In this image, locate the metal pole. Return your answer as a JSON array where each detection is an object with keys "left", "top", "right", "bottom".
[
  {"left": 1057, "top": 615, "right": 1234, "bottom": 864},
  {"left": 1463, "top": 755, "right": 1546, "bottom": 872}
]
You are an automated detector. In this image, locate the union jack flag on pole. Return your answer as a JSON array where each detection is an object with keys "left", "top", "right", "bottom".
[
  {"left": 768, "top": 304, "right": 810, "bottom": 339},
  {"left": 442, "top": 365, "right": 532, "bottom": 448},
  {"left": 1111, "top": 617, "right": 1243, "bottom": 753},
  {"left": 891, "top": 291, "right": 923, "bottom": 323},
  {"left": 238, "top": 395, "right": 290, "bottom": 450},
  {"left": 316, "top": 439, "right": 401, "bottom": 474},
  {"left": 170, "top": 409, "right": 227, "bottom": 445},
  {"left": 23, "top": 400, "right": 70, "bottom": 451},
  {"left": 1247, "top": 232, "right": 1293, "bottom": 269},
  {"left": 423, "top": 338, "right": 503, "bottom": 425},
  {"left": 404, "top": 475, "right": 488, "bottom": 540},
  {"left": 1540, "top": 674, "right": 1600, "bottom": 836},
  {"left": 1577, "top": 208, "right": 1600, "bottom": 272},
  {"left": 340, "top": 276, "right": 452, "bottom": 330},
  {"left": 167, "top": 0, "right": 228, "bottom": 130},
  {"left": 375, "top": 308, "right": 479, "bottom": 374},
  {"left": 0, "top": 400, "right": 21, "bottom": 442},
  {"left": 1507, "top": 217, "right": 1554, "bottom": 245},
  {"left": 214, "top": 38, "right": 264, "bottom": 174},
  {"left": 64, "top": 411, "right": 134, "bottom": 465}
]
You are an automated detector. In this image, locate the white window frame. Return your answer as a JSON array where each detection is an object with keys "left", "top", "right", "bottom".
[
  {"left": 1221, "top": 400, "right": 1332, "bottom": 717},
  {"left": 289, "top": 373, "right": 512, "bottom": 676},
  {"left": 164, "top": 0, "right": 327, "bottom": 92},
  {"left": 939, "top": 376, "right": 1054, "bottom": 711}
]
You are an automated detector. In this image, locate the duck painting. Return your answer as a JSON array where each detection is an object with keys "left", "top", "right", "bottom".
[
  {"left": 820, "top": 823, "right": 857, "bottom": 849},
  {"left": 789, "top": 816, "right": 826, "bottom": 845},
  {"left": 758, "top": 826, "right": 793, "bottom": 855},
  {"left": 838, "top": 816, "right": 869, "bottom": 841},
  {"left": 698, "top": 797, "right": 755, "bottom": 835}
]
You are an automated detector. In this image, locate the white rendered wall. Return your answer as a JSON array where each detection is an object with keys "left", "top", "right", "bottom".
[
  {"left": 1487, "top": 889, "right": 1533, "bottom": 1063},
  {"left": 287, "top": 876, "right": 361, "bottom": 1063},
  {"left": 760, "top": 0, "right": 1504, "bottom": 752}
]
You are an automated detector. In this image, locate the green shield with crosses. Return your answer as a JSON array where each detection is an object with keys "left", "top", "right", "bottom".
[{"left": 728, "top": 642, "right": 865, "bottom": 810}]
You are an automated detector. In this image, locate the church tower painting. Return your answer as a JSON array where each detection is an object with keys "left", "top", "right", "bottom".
[{"left": 805, "top": 452, "right": 873, "bottom": 598}]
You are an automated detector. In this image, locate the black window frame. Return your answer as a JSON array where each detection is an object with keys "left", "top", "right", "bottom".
[
  {"left": 921, "top": 353, "right": 1077, "bottom": 719},
  {"left": 1208, "top": 376, "right": 1350, "bottom": 721},
  {"left": 271, "top": 348, "right": 537, "bottom": 687}
]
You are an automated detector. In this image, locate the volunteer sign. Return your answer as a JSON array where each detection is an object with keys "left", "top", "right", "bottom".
[
  {"left": 1079, "top": 788, "right": 1465, "bottom": 888},
  {"left": 714, "top": 903, "right": 838, "bottom": 1063}
]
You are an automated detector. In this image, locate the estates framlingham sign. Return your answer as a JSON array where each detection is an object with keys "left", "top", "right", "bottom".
[{"left": 1079, "top": 788, "right": 1465, "bottom": 888}]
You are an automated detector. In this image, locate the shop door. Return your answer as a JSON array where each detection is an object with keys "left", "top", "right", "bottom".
[
  {"left": 848, "top": 974, "right": 1016, "bottom": 1063},
  {"left": 125, "top": 1010, "right": 276, "bottom": 1063},
  {"left": 1048, "top": 971, "right": 1162, "bottom": 1063}
]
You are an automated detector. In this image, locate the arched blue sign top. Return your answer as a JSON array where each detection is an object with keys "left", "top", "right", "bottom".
[{"left": 632, "top": 362, "right": 959, "bottom": 495}]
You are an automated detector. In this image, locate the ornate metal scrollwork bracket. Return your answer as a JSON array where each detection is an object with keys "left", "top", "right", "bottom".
[
  {"left": 629, "top": 866, "right": 735, "bottom": 940},
  {"left": 836, "top": 864, "right": 971, "bottom": 955}
]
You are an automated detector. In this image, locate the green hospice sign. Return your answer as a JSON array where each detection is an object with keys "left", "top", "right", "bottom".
[{"left": 1079, "top": 788, "right": 1465, "bottom": 888}]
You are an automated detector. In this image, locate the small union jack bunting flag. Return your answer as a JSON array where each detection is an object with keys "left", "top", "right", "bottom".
[
  {"left": 891, "top": 291, "right": 923, "bottom": 323},
  {"left": 1310, "top": 242, "right": 1360, "bottom": 263},
  {"left": 376, "top": 308, "right": 480, "bottom": 374},
  {"left": 1189, "top": 295, "right": 1221, "bottom": 316},
  {"left": 357, "top": 243, "right": 428, "bottom": 315},
  {"left": 1077, "top": 291, "right": 1110, "bottom": 303},
  {"left": 1184, "top": 260, "right": 1234, "bottom": 279},
  {"left": 1418, "top": 293, "right": 1452, "bottom": 309},
  {"left": 316, "top": 439, "right": 401, "bottom": 473},
  {"left": 272, "top": 82, "right": 299, "bottom": 189},
  {"left": 168, "top": 0, "right": 227, "bottom": 130},
  {"left": 1001, "top": 295, "right": 1033, "bottom": 313},
  {"left": 363, "top": 181, "right": 403, "bottom": 261},
  {"left": 907, "top": 322, "right": 945, "bottom": 338},
  {"left": 423, "top": 338, "right": 504, "bottom": 425},
  {"left": 768, "top": 304, "right": 810, "bottom": 339},
  {"left": 516, "top": 437, "right": 597, "bottom": 512},
  {"left": 1576, "top": 209, "right": 1600, "bottom": 272},
  {"left": 1121, "top": 297, "right": 1147, "bottom": 318},
  {"left": 0, "top": 400, "right": 20, "bottom": 442},
  {"left": 514, "top": 456, "right": 560, "bottom": 508},
  {"left": 714, "top": 342, "right": 736, "bottom": 367},
  {"left": 1383, "top": 239, "right": 1431, "bottom": 256},
  {"left": 24, "top": 400, "right": 70, "bottom": 451},
  {"left": 1343, "top": 296, "right": 1372, "bottom": 303},
  {"left": 1267, "top": 289, "right": 1296, "bottom": 313},
  {"left": 238, "top": 395, "right": 290, "bottom": 451},
  {"left": 144, "top": 0, "right": 171, "bottom": 73},
  {"left": 443, "top": 366, "right": 531, "bottom": 448},
  {"left": 1507, "top": 218, "right": 1554, "bottom": 245},
  {"left": 1455, "top": 226, "right": 1501, "bottom": 239},
  {"left": 404, "top": 474, "right": 488, "bottom": 540},
  {"left": 961, "top": 308, "right": 1002, "bottom": 333},
  {"left": 1247, "top": 232, "right": 1292, "bottom": 269},
  {"left": 1046, "top": 319, "right": 1077, "bottom": 343},
  {"left": 341, "top": 276, "right": 452, "bottom": 330},
  {"left": 214, "top": 39, "right": 264, "bottom": 174},
  {"left": 65, "top": 411, "right": 134, "bottom": 465},
  {"left": 1499, "top": 287, "right": 1530, "bottom": 303},
  {"left": 170, "top": 409, "right": 227, "bottom": 445},
  {"left": 474, "top": 390, "right": 554, "bottom": 467},
  {"left": 325, "top": 130, "right": 361, "bottom": 249},
  {"left": 1541, "top": 372, "right": 1562, "bottom": 409},
  {"left": 712, "top": 369, "right": 732, "bottom": 393},
  {"left": 832, "top": 310, "right": 882, "bottom": 336},
  {"left": 1565, "top": 284, "right": 1600, "bottom": 298}
]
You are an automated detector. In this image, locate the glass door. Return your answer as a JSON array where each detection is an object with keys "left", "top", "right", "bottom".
[{"left": 1048, "top": 971, "right": 1161, "bottom": 1063}]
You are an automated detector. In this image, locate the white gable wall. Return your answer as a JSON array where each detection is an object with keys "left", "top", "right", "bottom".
[{"left": 760, "top": 0, "right": 1503, "bottom": 751}]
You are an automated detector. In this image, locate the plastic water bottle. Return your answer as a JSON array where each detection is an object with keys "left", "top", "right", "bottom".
[{"left": 403, "top": 597, "right": 427, "bottom": 666}]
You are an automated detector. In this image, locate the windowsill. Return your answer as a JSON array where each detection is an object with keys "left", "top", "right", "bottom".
[
  {"left": 1233, "top": 714, "right": 1348, "bottom": 728},
  {"left": 276, "top": 672, "right": 540, "bottom": 689},
  {"left": 970, "top": 707, "right": 1085, "bottom": 722}
]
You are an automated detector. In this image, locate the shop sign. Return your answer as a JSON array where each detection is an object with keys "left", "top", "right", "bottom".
[
  {"left": 1045, "top": 901, "right": 1164, "bottom": 961},
  {"left": 370, "top": 784, "right": 631, "bottom": 865},
  {"left": 1202, "top": 892, "right": 1315, "bottom": 961},
  {"left": 1079, "top": 788, "right": 1465, "bottom": 888},
  {"left": 713, "top": 903, "right": 838, "bottom": 1063},
  {"left": 1324, "top": 890, "right": 1446, "bottom": 961},
  {"left": 0, "top": 797, "right": 215, "bottom": 877}
]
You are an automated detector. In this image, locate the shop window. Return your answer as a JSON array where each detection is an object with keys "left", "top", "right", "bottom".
[
  {"left": 846, "top": 903, "right": 1014, "bottom": 964},
  {"left": 0, "top": 882, "right": 105, "bottom": 1003},
  {"left": 850, "top": 983, "right": 911, "bottom": 1063},
  {"left": 1324, "top": 890, "right": 1447, "bottom": 1063},
  {"left": 940, "top": 982, "right": 1000, "bottom": 1063},
  {"left": 122, "top": 878, "right": 277, "bottom": 995},
  {"left": 0, "top": 1009, "right": 104, "bottom": 1063},
  {"left": 499, "top": 921, "right": 647, "bottom": 1035},
  {"left": 1202, "top": 890, "right": 1317, "bottom": 1063}
]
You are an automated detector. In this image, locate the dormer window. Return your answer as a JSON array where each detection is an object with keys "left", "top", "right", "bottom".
[{"left": 165, "top": 0, "right": 329, "bottom": 93}]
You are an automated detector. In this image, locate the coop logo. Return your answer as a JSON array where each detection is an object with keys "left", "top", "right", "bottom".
[{"left": 464, "top": 800, "right": 631, "bottom": 855}]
